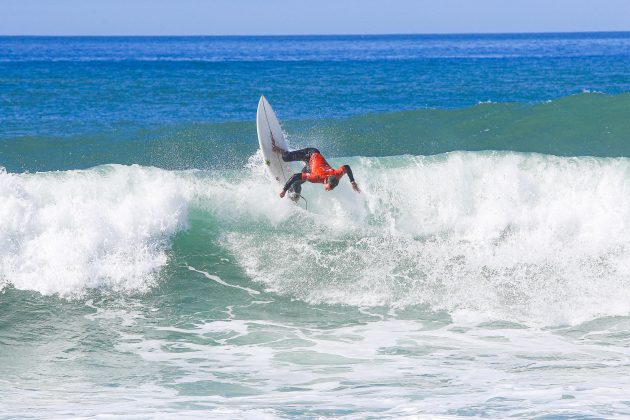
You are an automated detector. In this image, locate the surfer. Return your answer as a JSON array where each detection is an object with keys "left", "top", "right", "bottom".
[{"left": 272, "top": 143, "right": 360, "bottom": 198}]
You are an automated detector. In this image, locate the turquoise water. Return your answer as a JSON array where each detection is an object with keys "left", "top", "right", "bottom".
[{"left": 3, "top": 34, "right": 630, "bottom": 418}]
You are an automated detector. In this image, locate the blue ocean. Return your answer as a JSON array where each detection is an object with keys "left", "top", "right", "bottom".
[{"left": 3, "top": 33, "right": 630, "bottom": 418}]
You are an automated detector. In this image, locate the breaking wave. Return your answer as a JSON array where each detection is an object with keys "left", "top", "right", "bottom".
[{"left": 3, "top": 151, "right": 630, "bottom": 326}]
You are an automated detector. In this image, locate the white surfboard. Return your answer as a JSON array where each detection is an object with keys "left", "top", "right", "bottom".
[{"left": 256, "top": 96, "right": 294, "bottom": 187}]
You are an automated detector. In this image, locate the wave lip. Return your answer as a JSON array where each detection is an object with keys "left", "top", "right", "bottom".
[{"left": 0, "top": 165, "right": 189, "bottom": 297}]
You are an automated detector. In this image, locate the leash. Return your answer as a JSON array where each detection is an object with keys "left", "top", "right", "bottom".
[{"left": 300, "top": 195, "right": 308, "bottom": 211}]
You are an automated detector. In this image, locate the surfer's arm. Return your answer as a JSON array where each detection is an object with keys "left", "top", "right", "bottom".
[
  {"left": 280, "top": 173, "right": 303, "bottom": 198},
  {"left": 342, "top": 165, "right": 360, "bottom": 193},
  {"left": 342, "top": 165, "right": 355, "bottom": 182}
]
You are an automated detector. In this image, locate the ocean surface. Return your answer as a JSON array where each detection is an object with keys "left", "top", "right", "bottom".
[{"left": 3, "top": 33, "right": 630, "bottom": 418}]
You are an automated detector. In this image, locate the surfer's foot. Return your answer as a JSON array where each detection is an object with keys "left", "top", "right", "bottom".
[{"left": 271, "top": 143, "right": 285, "bottom": 154}]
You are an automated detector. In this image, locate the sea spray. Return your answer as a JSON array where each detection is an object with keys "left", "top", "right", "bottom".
[{"left": 225, "top": 152, "right": 630, "bottom": 325}]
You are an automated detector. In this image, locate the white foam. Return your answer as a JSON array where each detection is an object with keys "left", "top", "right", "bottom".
[
  {"left": 224, "top": 152, "right": 630, "bottom": 326},
  {"left": 187, "top": 265, "right": 260, "bottom": 295},
  {"left": 0, "top": 165, "right": 190, "bottom": 296},
  {"left": 110, "top": 313, "right": 630, "bottom": 418},
  {"left": 5, "top": 152, "right": 630, "bottom": 326}
]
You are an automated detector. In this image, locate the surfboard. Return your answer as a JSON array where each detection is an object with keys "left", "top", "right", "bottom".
[{"left": 256, "top": 96, "right": 299, "bottom": 200}]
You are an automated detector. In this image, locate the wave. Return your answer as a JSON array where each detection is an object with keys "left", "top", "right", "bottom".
[
  {"left": 0, "top": 165, "right": 190, "bottom": 296},
  {"left": 3, "top": 92, "right": 630, "bottom": 173},
  {"left": 3, "top": 151, "right": 630, "bottom": 326},
  {"left": 304, "top": 91, "right": 630, "bottom": 159}
]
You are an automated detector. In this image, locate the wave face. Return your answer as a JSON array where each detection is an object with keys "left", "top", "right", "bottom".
[
  {"left": 3, "top": 152, "right": 630, "bottom": 326},
  {"left": 3, "top": 92, "right": 630, "bottom": 173}
]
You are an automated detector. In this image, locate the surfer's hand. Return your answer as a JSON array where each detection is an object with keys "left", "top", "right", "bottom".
[
  {"left": 351, "top": 182, "right": 361, "bottom": 193},
  {"left": 279, "top": 190, "right": 286, "bottom": 198}
]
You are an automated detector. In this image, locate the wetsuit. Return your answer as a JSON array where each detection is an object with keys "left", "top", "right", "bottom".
[{"left": 281, "top": 148, "right": 355, "bottom": 194}]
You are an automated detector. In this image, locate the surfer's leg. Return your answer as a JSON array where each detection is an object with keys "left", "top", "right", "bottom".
[
  {"left": 281, "top": 148, "right": 310, "bottom": 162},
  {"left": 282, "top": 148, "right": 320, "bottom": 163},
  {"left": 288, "top": 166, "right": 308, "bottom": 198},
  {"left": 289, "top": 180, "right": 304, "bottom": 196}
]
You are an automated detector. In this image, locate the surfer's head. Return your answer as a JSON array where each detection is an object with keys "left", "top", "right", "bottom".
[{"left": 324, "top": 176, "right": 339, "bottom": 191}]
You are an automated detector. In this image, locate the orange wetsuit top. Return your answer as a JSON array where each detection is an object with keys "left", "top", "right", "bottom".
[
  {"left": 301, "top": 153, "right": 347, "bottom": 183},
  {"left": 282, "top": 152, "right": 355, "bottom": 192}
]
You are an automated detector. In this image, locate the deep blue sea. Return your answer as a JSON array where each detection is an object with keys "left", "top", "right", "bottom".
[{"left": 3, "top": 33, "right": 630, "bottom": 418}]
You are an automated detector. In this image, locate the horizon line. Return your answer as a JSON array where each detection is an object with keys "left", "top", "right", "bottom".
[{"left": 2, "top": 30, "right": 630, "bottom": 38}]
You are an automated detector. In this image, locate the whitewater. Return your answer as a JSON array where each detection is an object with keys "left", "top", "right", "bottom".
[{"left": 3, "top": 151, "right": 630, "bottom": 323}]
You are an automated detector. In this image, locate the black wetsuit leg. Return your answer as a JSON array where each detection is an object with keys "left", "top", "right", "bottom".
[
  {"left": 290, "top": 181, "right": 302, "bottom": 196},
  {"left": 282, "top": 148, "right": 320, "bottom": 164},
  {"left": 282, "top": 148, "right": 319, "bottom": 195},
  {"left": 287, "top": 165, "right": 308, "bottom": 196}
]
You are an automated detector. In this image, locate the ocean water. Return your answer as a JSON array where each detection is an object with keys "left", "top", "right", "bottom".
[{"left": 3, "top": 33, "right": 630, "bottom": 418}]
